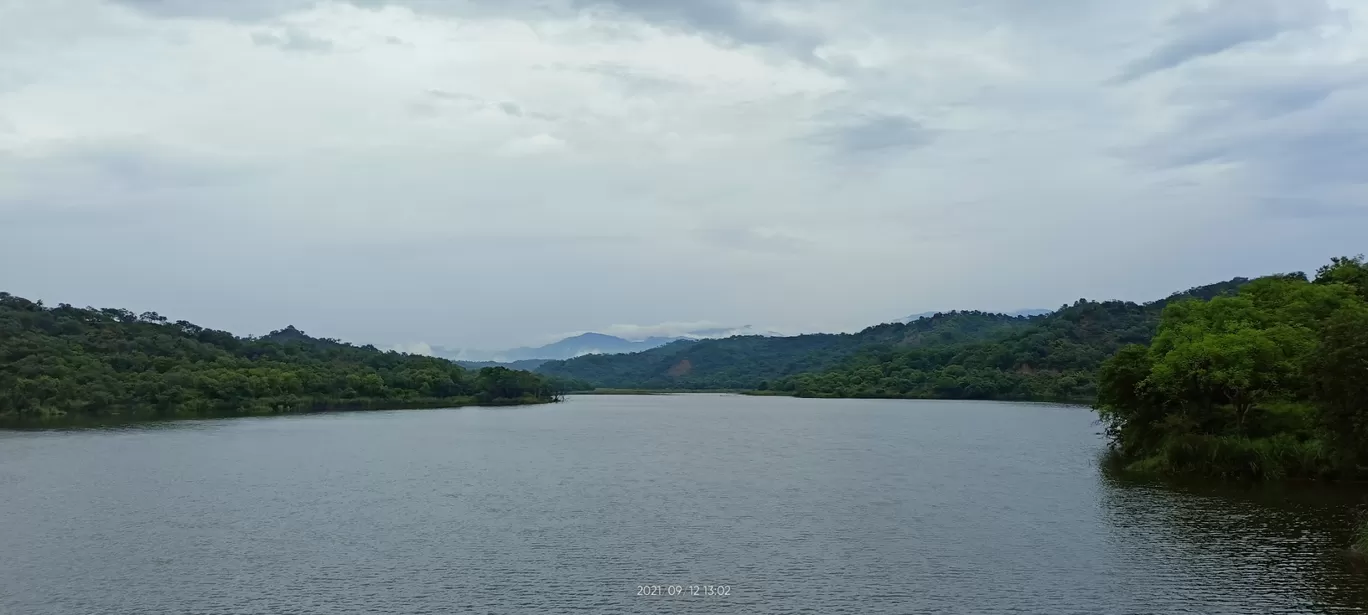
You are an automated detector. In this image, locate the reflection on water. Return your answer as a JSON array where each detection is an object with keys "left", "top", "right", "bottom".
[
  {"left": 1, "top": 395, "right": 1366, "bottom": 614},
  {"left": 1100, "top": 467, "right": 1368, "bottom": 613}
]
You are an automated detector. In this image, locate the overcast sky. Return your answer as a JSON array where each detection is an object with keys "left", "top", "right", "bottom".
[{"left": 2, "top": 0, "right": 1365, "bottom": 350}]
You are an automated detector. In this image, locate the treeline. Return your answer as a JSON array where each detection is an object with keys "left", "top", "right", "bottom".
[
  {"left": 540, "top": 278, "right": 1249, "bottom": 401},
  {"left": 0, "top": 294, "right": 587, "bottom": 422},
  {"left": 538, "top": 311, "right": 1039, "bottom": 389},
  {"left": 1096, "top": 256, "right": 1368, "bottom": 480},
  {"left": 772, "top": 300, "right": 1159, "bottom": 401}
]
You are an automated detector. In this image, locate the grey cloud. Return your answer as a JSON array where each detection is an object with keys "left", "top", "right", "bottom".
[
  {"left": 810, "top": 113, "right": 935, "bottom": 154},
  {"left": 558, "top": 62, "right": 695, "bottom": 96},
  {"left": 251, "top": 28, "right": 333, "bottom": 52},
  {"left": 1130, "top": 85, "right": 1368, "bottom": 185},
  {"left": 114, "top": 0, "right": 823, "bottom": 53},
  {"left": 406, "top": 101, "right": 440, "bottom": 119},
  {"left": 0, "top": 140, "right": 258, "bottom": 231},
  {"left": 426, "top": 89, "right": 479, "bottom": 102},
  {"left": 1125, "top": 79, "right": 1368, "bottom": 222},
  {"left": 1117, "top": 0, "right": 1338, "bottom": 82},
  {"left": 1261, "top": 125, "right": 1368, "bottom": 186},
  {"left": 1167, "top": 64, "right": 1368, "bottom": 120},
  {"left": 2, "top": 141, "right": 248, "bottom": 194},
  {"left": 1235, "top": 83, "right": 1338, "bottom": 119},
  {"left": 1260, "top": 197, "right": 1368, "bottom": 220},
  {"left": 16, "top": 0, "right": 1368, "bottom": 350},
  {"left": 570, "top": 0, "right": 820, "bottom": 51},
  {"left": 694, "top": 227, "right": 814, "bottom": 256},
  {"left": 109, "top": 0, "right": 320, "bottom": 21},
  {"left": 408, "top": 91, "right": 542, "bottom": 120}
]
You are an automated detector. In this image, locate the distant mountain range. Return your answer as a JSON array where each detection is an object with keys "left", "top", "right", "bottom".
[
  {"left": 435, "top": 326, "right": 774, "bottom": 364},
  {"left": 536, "top": 280, "right": 1251, "bottom": 394}
]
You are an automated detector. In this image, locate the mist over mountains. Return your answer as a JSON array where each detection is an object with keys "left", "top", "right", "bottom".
[
  {"left": 434, "top": 310, "right": 1054, "bottom": 367},
  {"left": 434, "top": 325, "right": 774, "bottom": 363}
]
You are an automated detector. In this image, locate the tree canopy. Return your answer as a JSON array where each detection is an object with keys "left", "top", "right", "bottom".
[
  {"left": 0, "top": 293, "right": 585, "bottom": 423},
  {"left": 539, "top": 277, "right": 1250, "bottom": 402},
  {"left": 1095, "top": 256, "right": 1368, "bottom": 480},
  {"left": 537, "top": 311, "right": 1042, "bottom": 390}
]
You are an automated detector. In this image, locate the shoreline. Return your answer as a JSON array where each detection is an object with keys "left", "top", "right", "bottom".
[{"left": 0, "top": 397, "right": 559, "bottom": 430}]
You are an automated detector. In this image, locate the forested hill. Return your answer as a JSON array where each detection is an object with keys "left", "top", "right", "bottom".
[
  {"left": 537, "top": 310, "right": 1043, "bottom": 389},
  {"left": 537, "top": 277, "right": 1251, "bottom": 398},
  {"left": 1096, "top": 256, "right": 1368, "bottom": 480},
  {"left": 0, "top": 293, "right": 580, "bottom": 422}
]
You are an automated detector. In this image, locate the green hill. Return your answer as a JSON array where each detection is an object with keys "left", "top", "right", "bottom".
[
  {"left": 775, "top": 277, "right": 1252, "bottom": 402},
  {"left": 538, "top": 277, "right": 1251, "bottom": 399},
  {"left": 0, "top": 293, "right": 573, "bottom": 422},
  {"left": 537, "top": 310, "right": 1041, "bottom": 390},
  {"left": 1096, "top": 256, "right": 1368, "bottom": 480}
]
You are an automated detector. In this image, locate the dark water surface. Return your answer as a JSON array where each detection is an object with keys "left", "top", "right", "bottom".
[{"left": 3, "top": 395, "right": 1367, "bottom": 614}]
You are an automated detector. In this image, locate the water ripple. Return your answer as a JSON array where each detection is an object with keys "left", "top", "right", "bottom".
[{"left": 1, "top": 395, "right": 1366, "bottom": 614}]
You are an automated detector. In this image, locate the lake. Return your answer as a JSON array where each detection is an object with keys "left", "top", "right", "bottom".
[{"left": 2, "top": 394, "right": 1366, "bottom": 614}]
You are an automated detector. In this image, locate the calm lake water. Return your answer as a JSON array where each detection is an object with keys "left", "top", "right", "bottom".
[{"left": 3, "top": 395, "right": 1367, "bottom": 614}]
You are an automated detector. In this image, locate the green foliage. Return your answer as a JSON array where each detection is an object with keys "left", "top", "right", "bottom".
[
  {"left": 1314, "top": 254, "right": 1368, "bottom": 300},
  {"left": 0, "top": 293, "right": 573, "bottom": 422},
  {"left": 1126, "top": 433, "right": 1334, "bottom": 481},
  {"left": 540, "top": 278, "right": 1253, "bottom": 404},
  {"left": 1094, "top": 259, "right": 1368, "bottom": 481},
  {"left": 1308, "top": 305, "right": 1368, "bottom": 471},
  {"left": 539, "top": 311, "right": 1037, "bottom": 390},
  {"left": 767, "top": 278, "right": 1251, "bottom": 403}
]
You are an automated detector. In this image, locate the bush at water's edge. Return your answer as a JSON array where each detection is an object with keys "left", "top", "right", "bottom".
[{"left": 1353, "top": 521, "right": 1368, "bottom": 559}]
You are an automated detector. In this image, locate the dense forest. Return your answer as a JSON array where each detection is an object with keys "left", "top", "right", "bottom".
[
  {"left": 539, "top": 278, "right": 1249, "bottom": 401},
  {"left": 0, "top": 293, "right": 586, "bottom": 423},
  {"left": 537, "top": 311, "right": 1040, "bottom": 389},
  {"left": 771, "top": 278, "right": 1248, "bottom": 401},
  {"left": 1096, "top": 256, "right": 1368, "bottom": 480}
]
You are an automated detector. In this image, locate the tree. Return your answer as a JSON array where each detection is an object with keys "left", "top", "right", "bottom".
[
  {"left": 1095, "top": 345, "right": 1160, "bottom": 452},
  {"left": 1146, "top": 325, "right": 1310, "bottom": 434},
  {"left": 1309, "top": 306, "right": 1368, "bottom": 469},
  {"left": 0, "top": 293, "right": 561, "bottom": 421},
  {"left": 1314, "top": 254, "right": 1368, "bottom": 299},
  {"left": 1091, "top": 258, "right": 1368, "bottom": 480}
]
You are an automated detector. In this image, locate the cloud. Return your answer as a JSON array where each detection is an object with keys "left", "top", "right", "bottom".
[
  {"left": 251, "top": 27, "right": 334, "bottom": 52},
  {"left": 3, "top": 0, "right": 1366, "bottom": 351},
  {"left": 809, "top": 113, "right": 934, "bottom": 154},
  {"left": 568, "top": 0, "right": 823, "bottom": 52},
  {"left": 108, "top": 0, "right": 332, "bottom": 21},
  {"left": 1117, "top": 0, "right": 1341, "bottom": 81},
  {"left": 497, "top": 134, "right": 568, "bottom": 156},
  {"left": 111, "top": 0, "right": 824, "bottom": 50},
  {"left": 1259, "top": 196, "right": 1368, "bottom": 220},
  {"left": 389, "top": 341, "right": 435, "bottom": 356},
  {"left": 0, "top": 139, "right": 257, "bottom": 225},
  {"left": 557, "top": 321, "right": 772, "bottom": 342},
  {"left": 694, "top": 227, "right": 814, "bottom": 256}
]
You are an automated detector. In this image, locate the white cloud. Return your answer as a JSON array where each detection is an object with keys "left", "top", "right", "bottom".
[
  {"left": 578, "top": 321, "right": 770, "bottom": 341},
  {"left": 390, "top": 341, "right": 435, "bottom": 356},
  {"left": 497, "top": 133, "right": 569, "bottom": 157},
  {"left": 1, "top": 0, "right": 1365, "bottom": 349}
]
